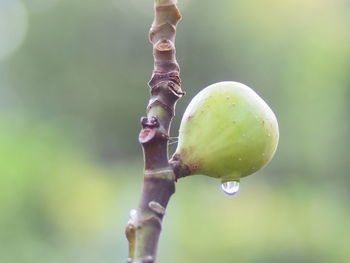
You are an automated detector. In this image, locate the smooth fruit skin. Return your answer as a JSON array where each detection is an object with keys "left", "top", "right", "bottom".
[{"left": 173, "top": 81, "right": 279, "bottom": 182}]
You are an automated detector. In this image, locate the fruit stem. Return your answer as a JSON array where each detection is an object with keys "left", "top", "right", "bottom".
[
  {"left": 169, "top": 154, "right": 191, "bottom": 180},
  {"left": 125, "top": 1, "right": 183, "bottom": 262}
]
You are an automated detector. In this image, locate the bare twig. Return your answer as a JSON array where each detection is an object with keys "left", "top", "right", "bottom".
[{"left": 125, "top": 1, "right": 182, "bottom": 262}]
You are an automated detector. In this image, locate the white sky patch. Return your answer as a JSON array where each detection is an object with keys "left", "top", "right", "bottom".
[{"left": 0, "top": 0, "right": 29, "bottom": 61}]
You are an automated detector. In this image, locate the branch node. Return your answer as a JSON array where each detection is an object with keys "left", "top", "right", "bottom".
[
  {"left": 168, "top": 81, "right": 184, "bottom": 97},
  {"left": 125, "top": 224, "right": 136, "bottom": 242},
  {"left": 169, "top": 154, "right": 191, "bottom": 180},
  {"left": 149, "top": 72, "right": 181, "bottom": 87},
  {"left": 144, "top": 169, "right": 175, "bottom": 181},
  {"left": 125, "top": 223, "right": 137, "bottom": 261},
  {"left": 139, "top": 128, "right": 157, "bottom": 144},
  {"left": 155, "top": 40, "right": 174, "bottom": 52},
  {"left": 139, "top": 117, "right": 162, "bottom": 144},
  {"left": 141, "top": 116, "right": 160, "bottom": 128},
  {"left": 150, "top": 23, "right": 176, "bottom": 43},
  {"left": 148, "top": 201, "right": 166, "bottom": 216},
  {"left": 155, "top": 2, "right": 181, "bottom": 23}
]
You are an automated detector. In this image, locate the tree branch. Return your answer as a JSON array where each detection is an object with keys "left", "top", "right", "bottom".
[{"left": 125, "top": 1, "right": 182, "bottom": 262}]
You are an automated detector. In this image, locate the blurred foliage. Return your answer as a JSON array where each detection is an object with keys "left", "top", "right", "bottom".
[{"left": 0, "top": 0, "right": 349, "bottom": 262}]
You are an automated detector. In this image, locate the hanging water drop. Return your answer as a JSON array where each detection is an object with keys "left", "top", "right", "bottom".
[
  {"left": 221, "top": 181, "right": 240, "bottom": 195},
  {"left": 128, "top": 209, "right": 138, "bottom": 224}
]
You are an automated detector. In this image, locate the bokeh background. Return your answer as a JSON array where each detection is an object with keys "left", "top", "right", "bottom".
[{"left": 1, "top": 0, "right": 349, "bottom": 262}]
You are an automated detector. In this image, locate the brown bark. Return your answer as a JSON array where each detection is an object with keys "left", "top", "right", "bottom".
[{"left": 125, "top": 1, "right": 183, "bottom": 262}]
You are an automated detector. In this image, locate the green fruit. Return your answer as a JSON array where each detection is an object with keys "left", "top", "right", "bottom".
[{"left": 172, "top": 81, "right": 279, "bottom": 183}]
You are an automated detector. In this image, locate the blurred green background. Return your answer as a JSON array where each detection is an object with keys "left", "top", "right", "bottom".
[{"left": 1, "top": 0, "right": 349, "bottom": 262}]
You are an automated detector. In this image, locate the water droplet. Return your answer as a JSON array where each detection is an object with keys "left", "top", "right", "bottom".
[
  {"left": 129, "top": 209, "right": 137, "bottom": 218},
  {"left": 128, "top": 209, "right": 138, "bottom": 224},
  {"left": 221, "top": 181, "right": 240, "bottom": 196}
]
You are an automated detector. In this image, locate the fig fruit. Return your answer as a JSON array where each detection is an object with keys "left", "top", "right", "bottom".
[{"left": 172, "top": 81, "right": 279, "bottom": 183}]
